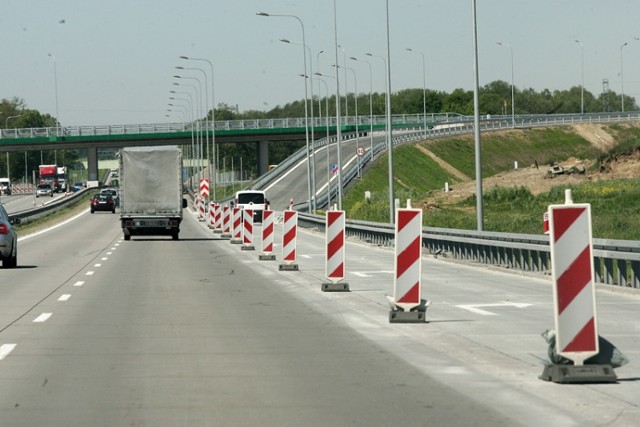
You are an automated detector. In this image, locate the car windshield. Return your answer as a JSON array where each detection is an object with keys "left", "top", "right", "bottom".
[
  {"left": 237, "top": 193, "right": 265, "bottom": 204},
  {"left": 37, "top": 184, "right": 51, "bottom": 189},
  {"left": 94, "top": 194, "right": 112, "bottom": 201}
]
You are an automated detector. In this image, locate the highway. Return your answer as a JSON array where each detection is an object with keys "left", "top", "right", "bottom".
[{"left": 1, "top": 206, "right": 639, "bottom": 426}]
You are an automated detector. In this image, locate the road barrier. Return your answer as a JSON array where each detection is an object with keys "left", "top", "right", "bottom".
[
  {"left": 260, "top": 209, "right": 276, "bottom": 261},
  {"left": 231, "top": 207, "right": 242, "bottom": 244},
  {"left": 213, "top": 203, "right": 222, "bottom": 233},
  {"left": 388, "top": 209, "right": 427, "bottom": 322},
  {"left": 242, "top": 209, "right": 255, "bottom": 251},
  {"left": 221, "top": 205, "right": 231, "bottom": 238},
  {"left": 279, "top": 210, "right": 298, "bottom": 271},
  {"left": 322, "top": 211, "right": 349, "bottom": 291}
]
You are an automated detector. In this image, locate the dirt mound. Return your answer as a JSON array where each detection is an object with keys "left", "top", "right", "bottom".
[{"left": 419, "top": 124, "right": 640, "bottom": 207}]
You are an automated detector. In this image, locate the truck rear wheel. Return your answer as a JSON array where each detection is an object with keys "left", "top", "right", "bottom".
[{"left": 124, "top": 234, "right": 131, "bottom": 241}]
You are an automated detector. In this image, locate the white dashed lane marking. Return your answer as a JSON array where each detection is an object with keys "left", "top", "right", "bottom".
[
  {"left": 58, "top": 294, "right": 71, "bottom": 301},
  {"left": 33, "top": 313, "right": 52, "bottom": 323},
  {"left": 0, "top": 344, "right": 17, "bottom": 360}
]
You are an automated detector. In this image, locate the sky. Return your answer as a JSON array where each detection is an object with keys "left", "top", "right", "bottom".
[{"left": 3, "top": 0, "right": 640, "bottom": 127}]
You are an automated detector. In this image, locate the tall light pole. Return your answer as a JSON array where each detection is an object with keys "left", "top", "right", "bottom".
[
  {"left": 176, "top": 65, "right": 211, "bottom": 198},
  {"left": 473, "top": 0, "right": 484, "bottom": 231},
  {"left": 384, "top": 0, "right": 394, "bottom": 223},
  {"left": 180, "top": 56, "right": 216, "bottom": 200},
  {"left": 496, "top": 41, "right": 515, "bottom": 128},
  {"left": 257, "top": 11, "right": 312, "bottom": 212},
  {"left": 332, "top": 0, "right": 343, "bottom": 210},
  {"left": 48, "top": 54, "right": 60, "bottom": 131},
  {"left": 366, "top": 49, "right": 393, "bottom": 221},
  {"left": 174, "top": 75, "right": 203, "bottom": 181},
  {"left": 575, "top": 40, "right": 584, "bottom": 114},
  {"left": 350, "top": 56, "right": 374, "bottom": 164},
  {"left": 620, "top": 41, "right": 628, "bottom": 112},
  {"left": 344, "top": 66, "right": 360, "bottom": 176},
  {"left": 5, "top": 115, "right": 21, "bottom": 181},
  {"left": 314, "top": 74, "right": 332, "bottom": 208},
  {"left": 405, "top": 48, "right": 428, "bottom": 138},
  {"left": 281, "top": 37, "right": 317, "bottom": 212}
]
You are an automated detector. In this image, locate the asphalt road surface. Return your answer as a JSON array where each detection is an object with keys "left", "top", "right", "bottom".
[{"left": 1, "top": 207, "right": 639, "bottom": 426}]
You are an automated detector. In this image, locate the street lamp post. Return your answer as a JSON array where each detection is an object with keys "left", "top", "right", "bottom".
[
  {"left": 5, "top": 115, "right": 21, "bottom": 182},
  {"left": 331, "top": 0, "right": 344, "bottom": 209},
  {"left": 176, "top": 65, "right": 211, "bottom": 198},
  {"left": 257, "top": 11, "right": 312, "bottom": 213},
  {"left": 281, "top": 37, "right": 317, "bottom": 212},
  {"left": 620, "top": 42, "right": 628, "bottom": 112},
  {"left": 174, "top": 76, "right": 203, "bottom": 181},
  {"left": 575, "top": 40, "right": 584, "bottom": 114},
  {"left": 314, "top": 75, "right": 332, "bottom": 208},
  {"left": 350, "top": 57, "right": 374, "bottom": 165},
  {"left": 344, "top": 66, "right": 360, "bottom": 177},
  {"left": 473, "top": 0, "right": 484, "bottom": 231},
  {"left": 180, "top": 56, "right": 216, "bottom": 200},
  {"left": 496, "top": 41, "right": 515, "bottom": 128},
  {"left": 405, "top": 48, "right": 428, "bottom": 139}
]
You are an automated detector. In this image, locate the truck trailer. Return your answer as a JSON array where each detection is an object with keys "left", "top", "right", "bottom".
[{"left": 118, "top": 146, "right": 187, "bottom": 241}]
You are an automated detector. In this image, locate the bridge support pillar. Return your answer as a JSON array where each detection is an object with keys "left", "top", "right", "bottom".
[
  {"left": 87, "top": 147, "right": 98, "bottom": 183},
  {"left": 257, "top": 141, "right": 269, "bottom": 176}
]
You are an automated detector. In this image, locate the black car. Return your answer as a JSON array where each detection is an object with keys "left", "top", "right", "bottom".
[{"left": 91, "top": 193, "right": 116, "bottom": 213}]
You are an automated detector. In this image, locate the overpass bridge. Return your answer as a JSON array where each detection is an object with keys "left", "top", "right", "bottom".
[{"left": 0, "top": 113, "right": 457, "bottom": 183}]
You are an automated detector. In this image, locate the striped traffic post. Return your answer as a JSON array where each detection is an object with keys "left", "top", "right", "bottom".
[
  {"left": 279, "top": 210, "right": 298, "bottom": 271},
  {"left": 230, "top": 207, "right": 242, "bottom": 244},
  {"left": 221, "top": 205, "right": 232, "bottom": 239},
  {"left": 198, "top": 196, "right": 206, "bottom": 222},
  {"left": 540, "top": 190, "right": 616, "bottom": 383},
  {"left": 259, "top": 209, "right": 276, "bottom": 261},
  {"left": 208, "top": 202, "right": 215, "bottom": 229},
  {"left": 322, "top": 210, "right": 349, "bottom": 292},
  {"left": 241, "top": 209, "right": 255, "bottom": 251},
  {"left": 388, "top": 208, "right": 427, "bottom": 322},
  {"left": 213, "top": 203, "right": 222, "bottom": 234}
]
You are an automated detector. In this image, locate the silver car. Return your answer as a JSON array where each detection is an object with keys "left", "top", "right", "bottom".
[
  {"left": 0, "top": 204, "right": 20, "bottom": 268},
  {"left": 36, "top": 183, "right": 54, "bottom": 197}
]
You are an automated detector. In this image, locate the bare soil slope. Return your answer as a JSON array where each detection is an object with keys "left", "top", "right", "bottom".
[{"left": 421, "top": 123, "right": 640, "bottom": 207}]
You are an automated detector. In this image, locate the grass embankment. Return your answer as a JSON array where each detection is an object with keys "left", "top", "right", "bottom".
[{"left": 343, "top": 125, "right": 640, "bottom": 240}]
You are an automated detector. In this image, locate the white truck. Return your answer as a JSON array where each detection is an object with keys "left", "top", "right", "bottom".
[
  {"left": 56, "top": 166, "right": 68, "bottom": 193},
  {"left": 119, "top": 146, "right": 187, "bottom": 241},
  {"left": 0, "top": 178, "right": 10, "bottom": 195}
]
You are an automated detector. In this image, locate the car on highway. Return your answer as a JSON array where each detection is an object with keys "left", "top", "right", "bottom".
[
  {"left": 90, "top": 193, "right": 116, "bottom": 213},
  {"left": 100, "top": 188, "right": 119, "bottom": 207},
  {"left": 0, "top": 178, "right": 11, "bottom": 195},
  {"left": 0, "top": 204, "right": 20, "bottom": 268},
  {"left": 36, "top": 183, "right": 54, "bottom": 197},
  {"left": 72, "top": 182, "right": 84, "bottom": 192}
]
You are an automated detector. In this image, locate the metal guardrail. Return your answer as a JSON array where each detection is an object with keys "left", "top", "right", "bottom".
[
  {"left": 4, "top": 112, "right": 639, "bottom": 140},
  {"left": 297, "top": 212, "right": 640, "bottom": 290}
]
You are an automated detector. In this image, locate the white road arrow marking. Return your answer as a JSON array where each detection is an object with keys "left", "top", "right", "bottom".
[{"left": 456, "top": 301, "right": 532, "bottom": 316}]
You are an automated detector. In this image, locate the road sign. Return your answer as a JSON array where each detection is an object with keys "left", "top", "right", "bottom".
[
  {"left": 199, "top": 179, "right": 209, "bottom": 197},
  {"left": 356, "top": 146, "right": 365, "bottom": 157}
]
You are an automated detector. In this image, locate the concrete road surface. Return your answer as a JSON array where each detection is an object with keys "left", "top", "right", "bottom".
[{"left": 0, "top": 207, "right": 638, "bottom": 426}]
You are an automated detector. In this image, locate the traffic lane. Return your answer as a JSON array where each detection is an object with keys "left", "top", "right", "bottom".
[
  {"left": 0, "top": 212, "right": 516, "bottom": 426},
  {"left": 3, "top": 191, "right": 82, "bottom": 215},
  {"left": 257, "top": 219, "right": 640, "bottom": 425},
  {"left": 0, "top": 209, "right": 122, "bottom": 333}
]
